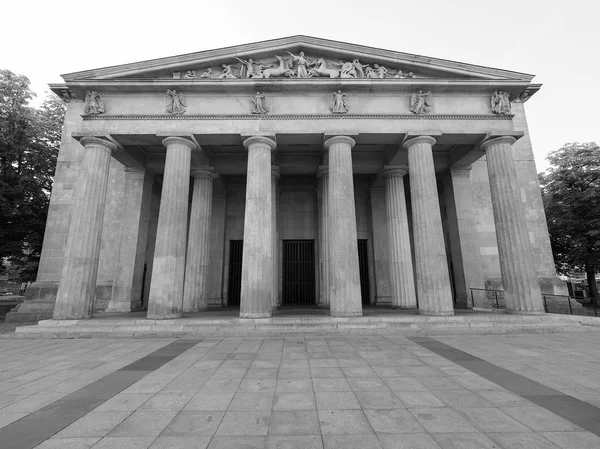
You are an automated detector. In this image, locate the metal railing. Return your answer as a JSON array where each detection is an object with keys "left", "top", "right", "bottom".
[
  {"left": 542, "top": 294, "right": 598, "bottom": 317},
  {"left": 469, "top": 288, "right": 598, "bottom": 317},
  {"left": 470, "top": 288, "right": 504, "bottom": 309}
]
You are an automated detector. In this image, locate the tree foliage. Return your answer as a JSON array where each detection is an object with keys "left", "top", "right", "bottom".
[
  {"left": 0, "top": 69, "right": 65, "bottom": 281},
  {"left": 539, "top": 142, "right": 600, "bottom": 303}
]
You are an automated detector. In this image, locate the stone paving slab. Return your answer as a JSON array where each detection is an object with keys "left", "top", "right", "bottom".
[{"left": 0, "top": 332, "right": 599, "bottom": 448}]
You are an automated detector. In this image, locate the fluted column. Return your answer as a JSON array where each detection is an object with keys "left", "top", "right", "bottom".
[
  {"left": 53, "top": 137, "right": 117, "bottom": 319},
  {"left": 183, "top": 167, "right": 217, "bottom": 312},
  {"left": 317, "top": 166, "right": 330, "bottom": 308},
  {"left": 404, "top": 136, "right": 454, "bottom": 316},
  {"left": 325, "top": 136, "right": 362, "bottom": 317},
  {"left": 381, "top": 166, "right": 417, "bottom": 308},
  {"left": 481, "top": 136, "right": 544, "bottom": 313},
  {"left": 271, "top": 166, "right": 280, "bottom": 309},
  {"left": 147, "top": 137, "right": 195, "bottom": 319},
  {"left": 240, "top": 136, "right": 276, "bottom": 318},
  {"left": 107, "top": 168, "right": 154, "bottom": 312}
]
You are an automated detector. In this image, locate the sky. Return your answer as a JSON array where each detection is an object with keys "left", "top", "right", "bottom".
[{"left": 3, "top": 0, "right": 598, "bottom": 172}]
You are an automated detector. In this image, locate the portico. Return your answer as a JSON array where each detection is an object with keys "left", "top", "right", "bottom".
[{"left": 8, "top": 35, "right": 568, "bottom": 324}]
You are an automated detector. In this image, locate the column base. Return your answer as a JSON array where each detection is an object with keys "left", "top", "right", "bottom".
[
  {"left": 239, "top": 312, "right": 272, "bottom": 319},
  {"left": 419, "top": 310, "right": 455, "bottom": 317},
  {"left": 146, "top": 313, "right": 182, "bottom": 320},
  {"left": 330, "top": 311, "right": 363, "bottom": 317}
]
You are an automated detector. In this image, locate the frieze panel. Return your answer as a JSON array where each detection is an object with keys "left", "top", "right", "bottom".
[
  {"left": 169, "top": 52, "right": 420, "bottom": 81},
  {"left": 82, "top": 114, "right": 514, "bottom": 121}
]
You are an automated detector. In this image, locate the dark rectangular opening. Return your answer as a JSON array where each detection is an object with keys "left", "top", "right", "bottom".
[
  {"left": 282, "top": 240, "right": 316, "bottom": 306},
  {"left": 358, "top": 239, "right": 370, "bottom": 305},
  {"left": 227, "top": 240, "right": 243, "bottom": 307}
]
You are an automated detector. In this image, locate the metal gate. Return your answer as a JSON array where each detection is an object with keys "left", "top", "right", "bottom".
[
  {"left": 357, "top": 239, "right": 370, "bottom": 305},
  {"left": 227, "top": 240, "right": 243, "bottom": 307},
  {"left": 282, "top": 240, "right": 316, "bottom": 305}
]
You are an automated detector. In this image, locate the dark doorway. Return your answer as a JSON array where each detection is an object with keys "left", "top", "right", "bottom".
[
  {"left": 357, "top": 239, "right": 370, "bottom": 305},
  {"left": 282, "top": 240, "right": 316, "bottom": 305},
  {"left": 227, "top": 240, "right": 243, "bottom": 307}
]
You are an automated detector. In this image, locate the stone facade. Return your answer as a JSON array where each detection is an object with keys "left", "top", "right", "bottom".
[{"left": 6, "top": 36, "right": 575, "bottom": 322}]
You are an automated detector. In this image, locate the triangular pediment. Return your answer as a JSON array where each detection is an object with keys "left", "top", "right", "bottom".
[{"left": 61, "top": 36, "right": 534, "bottom": 83}]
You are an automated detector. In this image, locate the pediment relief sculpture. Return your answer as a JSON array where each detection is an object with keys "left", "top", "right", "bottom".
[
  {"left": 330, "top": 90, "right": 349, "bottom": 114},
  {"left": 491, "top": 90, "right": 511, "bottom": 114},
  {"left": 166, "top": 89, "right": 186, "bottom": 114},
  {"left": 409, "top": 90, "right": 432, "bottom": 115},
  {"left": 170, "top": 51, "right": 420, "bottom": 81},
  {"left": 250, "top": 92, "right": 269, "bottom": 114},
  {"left": 84, "top": 91, "right": 105, "bottom": 115}
]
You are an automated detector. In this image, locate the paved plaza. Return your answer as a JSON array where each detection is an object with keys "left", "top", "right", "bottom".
[{"left": 1, "top": 330, "right": 600, "bottom": 448}]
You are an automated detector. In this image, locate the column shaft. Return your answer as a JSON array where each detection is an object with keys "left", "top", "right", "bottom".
[
  {"left": 271, "top": 167, "right": 280, "bottom": 309},
  {"left": 405, "top": 136, "right": 454, "bottom": 316},
  {"left": 183, "top": 168, "right": 216, "bottom": 312},
  {"left": 147, "top": 137, "right": 194, "bottom": 319},
  {"left": 53, "top": 137, "right": 116, "bottom": 319},
  {"left": 483, "top": 136, "right": 544, "bottom": 313},
  {"left": 108, "top": 169, "right": 154, "bottom": 312},
  {"left": 317, "top": 166, "right": 330, "bottom": 308},
  {"left": 325, "top": 136, "right": 362, "bottom": 317},
  {"left": 382, "top": 167, "right": 417, "bottom": 308},
  {"left": 240, "top": 136, "right": 276, "bottom": 318}
]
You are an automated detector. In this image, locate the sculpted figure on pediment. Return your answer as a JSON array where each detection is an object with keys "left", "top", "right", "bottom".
[
  {"left": 339, "top": 61, "right": 356, "bottom": 79},
  {"left": 261, "top": 56, "right": 294, "bottom": 78},
  {"left": 409, "top": 90, "right": 432, "bottom": 115},
  {"left": 200, "top": 68, "right": 213, "bottom": 78},
  {"left": 183, "top": 70, "right": 197, "bottom": 79},
  {"left": 287, "top": 51, "right": 313, "bottom": 78},
  {"left": 218, "top": 64, "right": 237, "bottom": 79},
  {"left": 234, "top": 57, "right": 256, "bottom": 79},
  {"left": 310, "top": 58, "right": 340, "bottom": 79},
  {"left": 250, "top": 91, "right": 269, "bottom": 114},
  {"left": 330, "top": 90, "right": 349, "bottom": 114},
  {"left": 84, "top": 91, "right": 105, "bottom": 115},
  {"left": 352, "top": 59, "right": 368, "bottom": 78},
  {"left": 491, "top": 90, "right": 511, "bottom": 114},
  {"left": 166, "top": 89, "right": 186, "bottom": 114}
]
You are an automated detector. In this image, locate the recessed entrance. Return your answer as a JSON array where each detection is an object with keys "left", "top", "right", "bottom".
[
  {"left": 227, "top": 240, "right": 243, "bottom": 307},
  {"left": 282, "top": 240, "right": 316, "bottom": 306},
  {"left": 358, "top": 239, "right": 370, "bottom": 305}
]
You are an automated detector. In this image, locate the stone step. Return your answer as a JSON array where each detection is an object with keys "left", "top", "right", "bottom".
[{"left": 9, "top": 313, "right": 600, "bottom": 338}]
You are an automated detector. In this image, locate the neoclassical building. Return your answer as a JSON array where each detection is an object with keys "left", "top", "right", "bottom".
[{"left": 8, "top": 36, "right": 567, "bottom": 322}]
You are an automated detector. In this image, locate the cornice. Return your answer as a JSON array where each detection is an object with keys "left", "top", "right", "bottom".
[{"left": 82, "top": 114, "right": 514, "bottom": 121}]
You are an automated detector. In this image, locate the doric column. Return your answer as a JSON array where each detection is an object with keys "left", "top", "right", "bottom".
[
  {"left": 147, "top": 137, "right": 195, "bottom": 319},
  {"left": 107, "top": 168, "right": 154, "bottom": 312},
  {"left": 325, "top": 136, "right": 362, "bottom": 317},
  {"left": 240, "top": 136, "right": 276, "bottom": 318},
  {"left": 443, "top": 167, "right": 484, "bottom": 308},
  {"left": 182, "top": 167, "right": 217, "bottom": 312},
  {"left": 381, "top": 166, "right": 417, "bottom": 308},
  {"left": 481, "top": 136, "right": 544, "bottom": 313},
  {"left": 317, "top": 166, "right": 330, "bottom": 308},
  {"left": 53, "top": 137, "right": 117, "bottom": 319},
  {"left": 271, "top": 166, "right": 280, "bottom": 309},
  {"left": 404, "top": 136, "right": 454, "bottom": 316}
]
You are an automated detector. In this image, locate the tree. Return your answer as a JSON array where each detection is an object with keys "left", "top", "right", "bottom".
[
  {"left": 0, "top": 69, "right": 65, "bottom": 281},
  {"left": 539, "top": 142, "right": 600, "bottom": 305}
]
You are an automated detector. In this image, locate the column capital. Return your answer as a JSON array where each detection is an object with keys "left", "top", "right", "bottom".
[
  {"left": 162, "top": 136, "right": 197, "bottom": 150},
  {"left": 380, "top": 165, "right": 408, "bottom": 178},
  {"left": 79, "top": 137, "right": 119, "bottom": 153},
  {"left": 271, "top": 166, "right": 280, "bottom": 179},
  {"left": 402, "top": 135, "right": 436, "bottom": 150},
  {"left": 191, "top": 167, "right": 217, "bottom": 179},
  {"left": 480, "top": 136, "right": 517, "bottom": 151},
  {"left": 243, "top": 136, "right": 277, "bottom": 152},
  {"left": 317, "top": 165, "right": 329, "bottom": 179},
  {"left": 324, "top": 135, "right": 355, "bottom": 150},
  {"left": 123, "top": 167, "right": 146, "bottom": 179}
]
